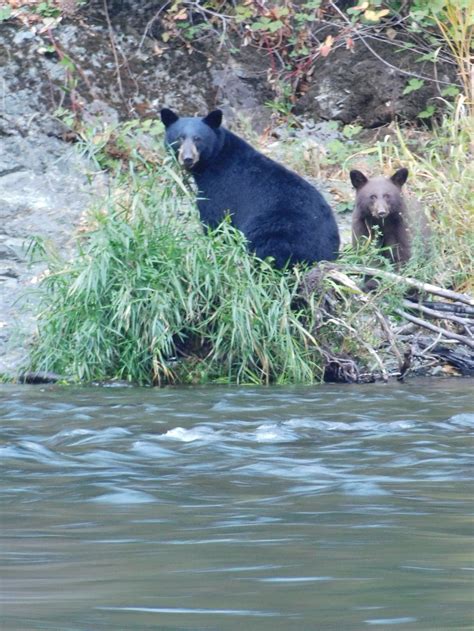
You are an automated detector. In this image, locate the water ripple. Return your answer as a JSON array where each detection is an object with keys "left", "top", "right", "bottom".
[{"left": 1, "top": 381, "right": 473, "bottom": 630}]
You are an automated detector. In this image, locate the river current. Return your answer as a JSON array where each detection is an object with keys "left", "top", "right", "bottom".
[{"left": 1, "top": 380, "right": 473, "bottom": 630}]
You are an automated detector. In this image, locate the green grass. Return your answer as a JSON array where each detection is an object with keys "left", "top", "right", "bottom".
[
  {"left": 28, "top": 153, "right": 328, "bottom": 385},
  {"left": 379, "top": 105, "right": 474, "bottom": 292}
]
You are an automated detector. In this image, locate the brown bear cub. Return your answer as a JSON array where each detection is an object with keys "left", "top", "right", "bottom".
[{"left": 350, "top": 168, "right": 428, "bottom": 269}]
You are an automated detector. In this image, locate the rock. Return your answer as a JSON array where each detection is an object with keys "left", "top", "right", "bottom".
[
  {"left": 18, "top": 371, "right": 65, "bottom": 384},
  {"left": 0, "top": 25, "right": 103, "bottom": 377},
  {"left": 294, "top": 33, "right": 457, "bottom": 127},
  {"left": 0, "top": 139, "right": 97, "bottom": 376}
]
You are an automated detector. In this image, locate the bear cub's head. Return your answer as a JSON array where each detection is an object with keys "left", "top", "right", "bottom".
[
  {"left": 350, "top": 168, "right": 408, "bottom": 220},
  {"left": 160, "top": 108, "right": 223, "bottom": 171}
]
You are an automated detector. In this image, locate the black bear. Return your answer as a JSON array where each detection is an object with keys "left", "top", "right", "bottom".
[
  {"left": 160, "top": 108, "right": 340, "bottom": 269},
  {"left": 350, "top": 168, "right": 430, "bottom": 269}
]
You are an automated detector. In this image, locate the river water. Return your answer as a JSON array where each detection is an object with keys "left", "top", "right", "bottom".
[{"left": 1, "top": 380, "right": 473, "bottom": 630}]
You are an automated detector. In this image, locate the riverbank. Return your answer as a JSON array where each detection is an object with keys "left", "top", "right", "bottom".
[
  {"left": 11, "top": 109, "right": 472, "bottom": 385},
  {"left": 1, "top": 2, "right": 472, "bottom": 384}
]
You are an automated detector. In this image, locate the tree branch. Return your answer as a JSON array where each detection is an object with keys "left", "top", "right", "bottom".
[
  {"left": 403, "top": 299, "right": 474, "bottom": 332},
  {"left": 394, "top": 309, "right": 474, "bottom": 349},
  {"left": 346, "top": 265, "right": 474, "bottom": 307}
]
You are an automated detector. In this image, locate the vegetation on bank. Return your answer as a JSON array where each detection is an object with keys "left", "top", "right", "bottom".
[
  {"left": 2, "top": 1, "right": 472, "bottom": 123},
  {"left": 6, "top": 0, "right": 471, "bottom": 384},
  {"left": 26, "top": 100, "right": 473, "bottom": 385}
]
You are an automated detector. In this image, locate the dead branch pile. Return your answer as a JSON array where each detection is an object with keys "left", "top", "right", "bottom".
[{"left": 303, "top": 264, "right": 474, "bottom": 383}]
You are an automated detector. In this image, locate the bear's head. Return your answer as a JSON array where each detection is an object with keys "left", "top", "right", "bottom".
[
  {"left": 350, "top": 168, "right": 408, "bottom": 220},
  {"left": 160, "top": 108, "right": 223, "bottom": 171}
]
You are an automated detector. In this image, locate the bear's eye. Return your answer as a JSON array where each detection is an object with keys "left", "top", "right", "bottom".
[
  {"left": 370, "top": 194, "right": 377, "bottom": 201},
  {"left": 383, "top": 193, "right": 390, "bottom": 200},
  {"left": 193, "top": 136, "right": 201, "bottom": 142}
]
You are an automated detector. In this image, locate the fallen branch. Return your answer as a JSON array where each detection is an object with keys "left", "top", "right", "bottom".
[
  {"left": 346, "top": 265, "right": 474, "bottom": 306},
  {"left": 403, "top": 300, "right": 474, "bottom": 331},
  {"left": 318, "top": 308, "right": 389, "bottom": 382},
  {"left": 421, "top": 301, "right": 474, "bottom": 317},
  {"left": 373, "top": 308, "right": 404, "bottom": 372},
  {"left": 394, "top": 309, "right": 474, "bottom": 349}
]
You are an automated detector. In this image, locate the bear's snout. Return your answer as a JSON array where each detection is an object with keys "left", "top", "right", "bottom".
[
  {"left": 178, "top": 138, "right": 199, "bottom": 170},
  {"left": 371, "top": 199, "right": 390, "bottom": 219},
  {"left": 182, "top": 156, "right": 195, "bottom": 169}
]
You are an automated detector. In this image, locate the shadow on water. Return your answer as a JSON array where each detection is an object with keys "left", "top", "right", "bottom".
[{"left": 1, "top": 380, "right": 473, "bottom": 630}]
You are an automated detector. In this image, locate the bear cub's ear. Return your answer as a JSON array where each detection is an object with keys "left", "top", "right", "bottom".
[
  {"left": 350, "top": 170, "right": 368, "bottom": 190},
  {"left": 161, "top": 108, "right": 179, "bottom": 128},
  {"left": 203, "top": 110, "right": 223, "bottom": 130},
  {"left": 390, "top": 168, "right": 409, "bottom": 188}
]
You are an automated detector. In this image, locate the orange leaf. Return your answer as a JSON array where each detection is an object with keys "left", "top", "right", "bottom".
[
  {"left": 173, "top": 8, "right": 187, "bottom": 20},
  {"left": 320, "top": 34, "right": 334, "bottom": 57}
]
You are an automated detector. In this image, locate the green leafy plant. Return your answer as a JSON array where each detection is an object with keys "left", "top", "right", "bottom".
[
  {"left": 265, "top": 81, "right": 297, "bottom": 123},
  {"left": 0, "top": 6, "right": 12, "bottom": 21},
  {"left": 35, "top": 1, "right": 61, "bottom": 18},
  {"left": 417, "top": 104, "right": 436, "bottom": 119},
  {"left": 402, "top": 78, "right": 425, "bottom": 95},
  {"left": 342, "top": 124, "right": 363, "bottom": 139}
]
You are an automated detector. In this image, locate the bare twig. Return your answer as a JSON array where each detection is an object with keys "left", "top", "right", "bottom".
[
  {"left": 403, "top": 299, "right": 474, "bottom": 332},
  {"left": 421, "top": 301, "right": 474, "bottom": 317},
  {"left": 374, "top": 308, "right": 405, "bottom": 371},
  {"left": 103, "top": 0, "right": 125, "bottom": 105},
  {"left": 328, "top": 1, "right": 457, "bottom": 87},
  {"left": 347, "top": 265, "right": 474, "bottom": 306},
  {"left": 359, "top": 34, "right": 458, "bottom": 87},
  {"left": 139, "top": 1, "right": 172, "bottom": 49},
  {"left": 394, "top": 309, "right": 474, "bottom": 348}
]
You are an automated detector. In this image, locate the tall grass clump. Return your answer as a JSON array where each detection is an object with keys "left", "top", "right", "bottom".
[
  {"left": 374, "top": 100, "right": 474, "bottom": 292},
  {"left": 432, "top": 0, "right": 474, "bottom": 116},
  {"left": 28, "top": 151, "right": 328, "bottom": 385}
]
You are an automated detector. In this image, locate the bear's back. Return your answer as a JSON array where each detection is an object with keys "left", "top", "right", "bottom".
[{"left": 193, "top": 129, "right": 340, "bottom": 266}]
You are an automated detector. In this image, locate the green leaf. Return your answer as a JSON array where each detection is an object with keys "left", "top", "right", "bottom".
[
  {"left": 60, "top": 56, "right": 76, "bottom": 72},
  {"left": 416, "top": 52, "right": 436, "bottom": 62},
  {"left": 343, "top": 124, "right": 362, "bottom": 139},
  {"left": 267, "top": 20, "right": 284, "bottom": 33},
  {"left": 417, "top": 104, "right": 436, "bottom": 119},
  {"left": 235, "top": 6, "right": 253, "bottom": 18},
  {"left": 441, "top": 85, "right": 460, "bottom": 98},
  {"left": 395, "top": 42, "right": 415, "bottom": 52},
  {"left": 403, "top": 78, "right": 424, "bottom": 95},
  {"left": 0, "top": 6, "right": 12, "bottom": 21},
  {"left": 251, "top": 20, "right": 270, "bottom": 31}
]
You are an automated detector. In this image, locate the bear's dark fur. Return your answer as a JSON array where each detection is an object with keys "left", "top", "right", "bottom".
[
  {"left": 161, "top": 108, "right": 340, "bottom": 268},
  {"left": 350, "top": 168, "right": 429, "bottom": 269}
]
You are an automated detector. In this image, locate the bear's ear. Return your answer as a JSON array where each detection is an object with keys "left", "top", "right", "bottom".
[
  {"left": 391, "top": 168, "right": 408, "bottom": 188},
  {"left": 160, "top": 108, "right": 179, "bottom": 128},
  {"left": 203, "top": 109, "right": 223, "bottom": 130},
  {"left": 350, "top": 170, "right": 368, "bottom": 190}
]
